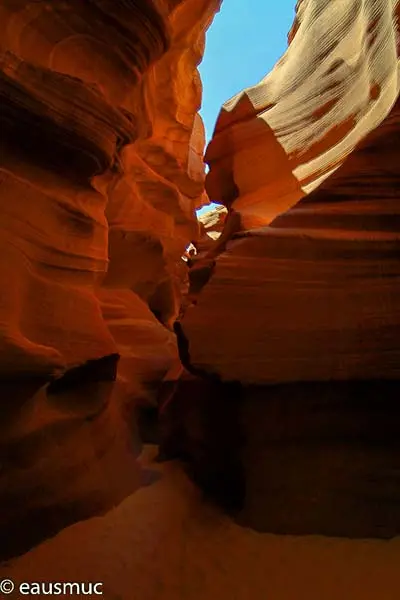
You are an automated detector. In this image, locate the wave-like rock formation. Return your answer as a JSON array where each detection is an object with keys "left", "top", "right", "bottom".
[
  {"left": 170, "top": 0, "right": 400, "bottom": 538},
  {"left": 184, "top": 0, "right": 400, "bottom": 383},
  {"left": 0, "top": 0, "right": 221, "bottom": 559},
  {"left": 1, "top": 0, "right": 399, "bottom": 560},
  {"left": 184, "top": 98, "right": 400, "bottom": 383},
  {"left": 206, "top": 0, "right": 399, "bottom": 228}
]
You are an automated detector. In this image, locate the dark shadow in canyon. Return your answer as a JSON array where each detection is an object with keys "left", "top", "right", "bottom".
[
  {"left": 160, "top": 372, "right": 400, "bottom": 539},
  {"left": 234, "top": 379, "right": 400, "bottom": 539},
  {"left": 0, "top": 355, "right": 144, "bottom": 562}
]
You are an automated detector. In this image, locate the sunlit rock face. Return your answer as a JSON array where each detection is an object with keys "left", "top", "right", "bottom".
[
  {"left": 198, "top": 205, "right": 228, "bottom": 240},
  {"left": 0, "top": 0, "right": 221, "bottom": 559},
  {"left": 172, "top": 0, "right": 400, "bottom": 537},
  {"left": 182, "top": 0, "right": 400, "bottom": 384},
  {"left": 206, "top": 0, "right": 399, "bottom": 228}
]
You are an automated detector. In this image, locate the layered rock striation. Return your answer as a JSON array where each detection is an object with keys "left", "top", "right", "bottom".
[
  {"left": 183, "top": 0, "right": 400, "bottom": 384},
  {"left": 171, "top": 0, "right": 400, "bottom": 538},
  {"left": 0, "top": 0, "right": 221, "bottom": 559},
  {"left": 206, "top": 0, "right": 399, "bottom": 228},
  {"left": 1, "top": 0, "right": 399, "bottom": 557}
]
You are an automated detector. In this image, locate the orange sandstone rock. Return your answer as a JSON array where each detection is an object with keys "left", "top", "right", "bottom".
[
  {"left": 198, "top": 205, "right": 228, "bottom": 240},
  {"left": 182, "top": 0, "right": 400, "bottom": 384},
  {"left": 206, "top": 0, "right": 399, "bottom": 230},
  {"left": 172, "top": 2, "right": 400, "bottom": 535},
  {"left": 0, "top": 0, "right": 221, "bottom": 559}
]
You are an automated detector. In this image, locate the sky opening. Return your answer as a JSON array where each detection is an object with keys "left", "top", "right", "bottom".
[{"left": 197, "top": 0, "right": 295, "bottom": 216}]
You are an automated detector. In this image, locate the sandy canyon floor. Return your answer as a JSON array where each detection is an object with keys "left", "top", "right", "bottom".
[{"left": 1, "top": 445, "right": 399, "bottom": 600}]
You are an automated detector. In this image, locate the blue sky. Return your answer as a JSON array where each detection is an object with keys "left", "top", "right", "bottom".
[
  {"left": 197, "top": 0, "right": 295, "bottom": 216},
  {"left": 199, "top": 0, "right": 296, "bottom": 143}
]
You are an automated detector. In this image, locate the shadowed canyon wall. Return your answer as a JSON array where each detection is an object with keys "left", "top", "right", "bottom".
[
  {"left": 171, "top": 0, "right": 400, "bottom": 538},
  {"left": 0, "top": 0, "right": 221, "bottom": 559},
  {"left": 1, "top": 0, "right": 399, "bottom": 560}
]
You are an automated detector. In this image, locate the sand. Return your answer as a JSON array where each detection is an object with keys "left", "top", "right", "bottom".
[{"left": 1, "top": 446, "right": 399, "bottom": 600}]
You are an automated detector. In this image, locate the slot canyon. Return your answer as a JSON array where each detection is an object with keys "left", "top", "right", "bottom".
[{"left": 0, "top": 0, "right": 399, "bottom": 597}]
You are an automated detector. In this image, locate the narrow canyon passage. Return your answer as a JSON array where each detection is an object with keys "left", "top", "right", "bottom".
[{"left": 0, "top": 0, "right": 400, "bottom": 598}]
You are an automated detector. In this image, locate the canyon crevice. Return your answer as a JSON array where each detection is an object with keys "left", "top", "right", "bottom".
[
  {"left": 174, "top": 0, "right": 400, "bottom": 539},
  {"left": 0, "top": 0, "right": 400, "bottom": 566}
]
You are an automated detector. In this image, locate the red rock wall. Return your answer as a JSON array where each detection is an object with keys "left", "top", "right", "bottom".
[
  {"left": 0, "top": 0, "right": 221, "bottom": 385},
  {"left": 182, "top": 0, "right": 400, "bottom": 384},
  {"left": 206, "top": 0, "right": 399, "bottom": 229},
  {"left": 165, "top": 3, "right": 400, "bottom": 538},
  {"left": 0, "top": 0, "right": 221, "bottom": 559}
]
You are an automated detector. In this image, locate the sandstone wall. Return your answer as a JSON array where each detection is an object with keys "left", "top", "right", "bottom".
[
  {"left": 0, "top": 0, "right": 221, "bottom": 386},
  {"left": 167, "top": 1, "right": 400, "bottom": 539},
  {"left": 0, "top": 0, "right": 221, "bottom": 559},
  {"left": 206, "top": 0, "right": 399, "bottom": 228},
  {"left": 182, "top": 0, "right": 400, "bottom": 384}
]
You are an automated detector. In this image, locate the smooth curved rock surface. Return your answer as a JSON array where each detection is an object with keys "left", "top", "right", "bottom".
[
  {"left": 183, "top": 0, "right": 400, "bottom": 385},
  {"left": 183, "top": 99, "right": 400, "bottom": 384},
  {"left": 171, "top": 0, "right": 400, "bottom": 543},
  {"left": 0, "top": 0, "right": 221, "bottom": 381},
  {"left": 206, "top": 0, "right": 399, "bottom": 229},
  {"left": 0, "top": 369, "right": 144, "bottom": 561},
  {"left": 0, "top": 0, "right": 221, "bottom": 558}
]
